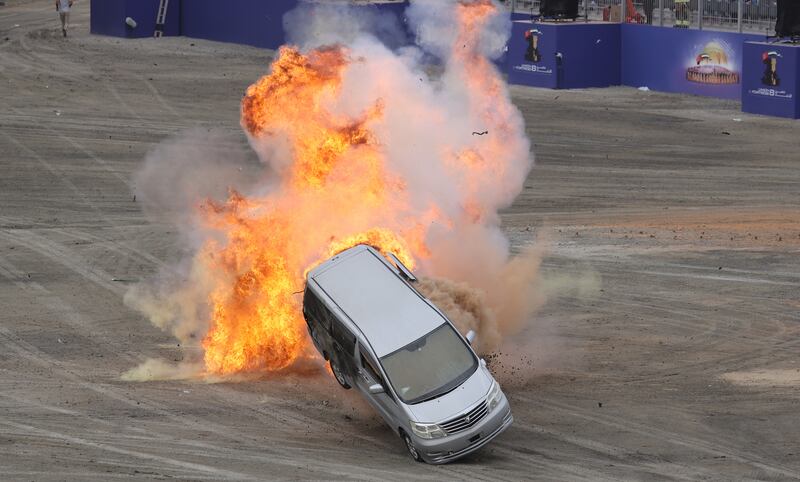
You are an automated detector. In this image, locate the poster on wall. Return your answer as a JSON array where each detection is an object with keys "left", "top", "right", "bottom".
[
  {"left": 621, "top": 26, "right": 761, "bottom": 100},
  {"left": 507, "top": 21, "right": 620, "bottom": 90},
  {"left": 507, "top": 22, "right": 558, "bottom": 89},
  {"left": 742, "top": 42, "right": 799, "bottom": 119},
  {"left": 686, "top": 40, "right": 740, "bottom": 85}
]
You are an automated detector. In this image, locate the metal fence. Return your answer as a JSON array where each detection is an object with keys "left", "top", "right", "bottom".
[{"left": 505, "top": 0, "right": 778, "bottom": 35}]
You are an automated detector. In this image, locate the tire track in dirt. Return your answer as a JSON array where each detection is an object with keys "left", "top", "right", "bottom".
[
  {"left": 0, "top": 419, "right": 257, "bottom": 481},
  {"left": 0, "top": 131, "right": 115, "bottom": 227},
  {"left": 18, "top": 18, "right": 189, "bottom": 126},
  {"left": 140, "top": 75, "right": 183, "bottom": 118},
  {"left": 31, "top": 226, "right": 510, "bottom": 481},
  {"left": 512, "top": 394, "right": 800, "bottom": 480},
  {"left": 0, "top": 326, "right": 433, "bottom": 480},
  {"left": 581, "top": 291, "right": 800, "bottom": 380},
  {"left": 0, "top": 388, "right": 403, "bottom": 481},
  {"left": 0, "top": 229, "right": 126, "bottom": 297},
  {"left": 500, "top": 420, "right": 721, "bottom": 481},
  {"left": 0, "top": 228, "right": 462, "bottom": 479},
  {"left": 57, "top": 134, "right": 134, "bottom": 189},
  {"left": 0, "top": 203, "right": 687, "bottom": 478},
  {"left": 0, "top": 255, "right": 142, "bottom": 365},
  {"left": 6, "top": 213, "right": 531, "bottom": 479},
  {"left": 559, "top": 255, "right": 800, "bottom": 380}
]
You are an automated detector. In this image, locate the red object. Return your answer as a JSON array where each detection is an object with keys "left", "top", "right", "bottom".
[
  {"left": 626, "top": 0, "right": 645, "bottom": 23},
  {"left": 602, "top": 3, "right": 644, "bottom": 23}
]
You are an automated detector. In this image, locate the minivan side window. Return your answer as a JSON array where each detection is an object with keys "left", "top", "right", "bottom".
[
  {"left": 360, "top": 352, "right": 382, "bottom": 383},
  {"left": 331, "top": 319, "right": 356, "bottom": 355},
  {"left": 302, "top": 289, "right": 330, "bottom": 330},
  {"left": 360, "top": 350, "right": 395, "bottom": 402}
]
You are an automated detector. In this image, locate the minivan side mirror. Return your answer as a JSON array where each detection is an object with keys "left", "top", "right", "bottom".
[
  {"left": 368, "top": 383, "right": 385, "bottom": 395},
  {"left": 466, "top": 330, "right": 476, "bottom": 345}
]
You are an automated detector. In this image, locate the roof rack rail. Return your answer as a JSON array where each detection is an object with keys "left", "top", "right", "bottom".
[{"left": 387, "top": 252, "right": 417, "bottom": 283}]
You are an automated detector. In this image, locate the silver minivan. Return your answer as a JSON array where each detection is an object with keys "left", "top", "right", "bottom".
[{"left": 303, "top": 244, "right": 513, "bottom": 463}]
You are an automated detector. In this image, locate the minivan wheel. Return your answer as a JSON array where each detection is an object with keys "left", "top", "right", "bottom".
[
  {"left": 402, "top": 432, "right": 423, "bottom": 463},
  {"left": 330, "top": 359, "right": 350, "bottom": 389}
]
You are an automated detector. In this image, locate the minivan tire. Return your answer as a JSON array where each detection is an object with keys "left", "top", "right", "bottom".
[
  {"left": 330, "top": 358, "right": 351, "bottom": 389},
  {"left": 401, "top": 431, "right": 423, "bottom": 463}
]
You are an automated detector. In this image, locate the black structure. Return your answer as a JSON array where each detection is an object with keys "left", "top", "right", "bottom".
[
  {"left": 776, "top": 0, "right": 800, "bottom": 37},
  {"left": 540, "top": 0, "right": 579, "bottom": 20}
]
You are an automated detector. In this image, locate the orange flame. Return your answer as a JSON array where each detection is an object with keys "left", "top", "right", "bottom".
[
  {"left": 197, "top": 44, "right": 426, "bottom": 375},
  {"left": 194, "top": 0, "right": 517, "bottom": 376},
  {"left": 325, "top": 228, "right": 415, "bottom": 269}
]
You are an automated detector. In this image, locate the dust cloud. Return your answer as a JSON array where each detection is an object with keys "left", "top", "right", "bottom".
[
  {"left": 416, "top": 245, "right": 546, "bottom": 355},
  {"left": 124, "top": 0, "right": 565, "bottom": 381}
]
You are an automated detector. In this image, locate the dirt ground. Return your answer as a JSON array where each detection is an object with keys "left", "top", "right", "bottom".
[{"left": 1, "top": 1, "right": 799, "bottom": 480}]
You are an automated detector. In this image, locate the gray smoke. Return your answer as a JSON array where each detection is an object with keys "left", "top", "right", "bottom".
[{"left": 124, "top": 0, "right": 556, "bottom": 381}]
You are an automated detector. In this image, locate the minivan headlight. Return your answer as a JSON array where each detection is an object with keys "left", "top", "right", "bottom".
[
  {"left": 410, "top": 421, "right": 446, "bottom": 439},
  {"left": 487, "top": 381, "right": 503, "bottom": 412}
]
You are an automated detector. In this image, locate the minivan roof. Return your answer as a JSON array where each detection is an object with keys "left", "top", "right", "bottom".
[{"left": 308, "top": 245, "right": 445, "bottom": 358}]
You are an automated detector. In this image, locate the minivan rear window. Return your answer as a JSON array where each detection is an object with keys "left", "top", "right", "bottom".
[{"left": 379, "top": 324, "right": 477, "bottom": 404}]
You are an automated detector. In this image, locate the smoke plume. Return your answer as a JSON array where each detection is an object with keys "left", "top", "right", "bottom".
[
  {"left": 415, "top": 245, "right": 546, "bottom": 355},
  {"left": 125, "top": 0, "right": 542, "bottom": 381}
]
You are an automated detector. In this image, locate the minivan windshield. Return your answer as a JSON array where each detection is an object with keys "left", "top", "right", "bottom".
[{"left": 380, "top": 323, "right": 477, "bottom": 404}]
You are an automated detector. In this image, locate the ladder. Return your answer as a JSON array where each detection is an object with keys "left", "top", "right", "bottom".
[{"left": 154, "top": 0, "right": 169, "bottom": 38}]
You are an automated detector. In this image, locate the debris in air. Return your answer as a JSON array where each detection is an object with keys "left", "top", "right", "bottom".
[{"left": 472, "top": 130, "right": 488, "bottom": 136}]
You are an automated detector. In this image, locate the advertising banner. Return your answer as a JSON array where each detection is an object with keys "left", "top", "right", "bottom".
[
  {"left": 741, "top": 42, "right": 799, "bottom": 119},
  {"left": 507, "top": 21, "right": 620, "bottom": 90},
  {"left": 508, "top": 22, "right": 559, "bottom": 89},
  {"left": 621, "top": 24, "right": 761, "bottom": 100}
]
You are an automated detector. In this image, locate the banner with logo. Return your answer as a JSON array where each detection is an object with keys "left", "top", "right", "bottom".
[
  {"left": 507, "top": 21, "right": 621, "bottom": 90},
  {"left": 742, "top": 42, "right": 799, "bottom": 119},
  {"left": 621, "top": 25, "right": 761, "bottom": 100}
]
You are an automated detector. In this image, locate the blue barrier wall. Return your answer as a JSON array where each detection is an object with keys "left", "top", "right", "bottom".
[
  {"left": 181, "top": 0, "right": 299, "bottom": 50},
  {"left": 741, "top": 42, "right": 800, "bottom": 119},
  {"left": 90, "top": 3, "right": 792, "bottom": 111},
  {"left": 90, "top": 0, "right": 126, "bottom": 38},
  {"left": 124, "top": 0, "right": 181, "bottom": 38},
  {"left": 507, "top": 21, "right": 620, "bottom": 89},
  {"left": 507, "top": 21, "right": 765, "bottom": 100},
  {"left": 558, "top": 23, "right": 620, "bottom": 89},
  {"left": 621, "top": 24, "right": 761, "bottom": 100},
  {"left": 90, "top": 0, "right": 180, "bottom": 38},
  {"left": 180, "top": 0, "right": 409, "bottom": 50}
]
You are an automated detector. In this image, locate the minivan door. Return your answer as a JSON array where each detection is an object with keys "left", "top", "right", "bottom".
[{"left": 354, "top": 342, "right": 401, "bottom": 426}]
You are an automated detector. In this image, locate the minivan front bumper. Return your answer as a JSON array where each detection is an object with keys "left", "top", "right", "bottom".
[{"left": 412, "top": 394, "right": 513, "bottom": 464}]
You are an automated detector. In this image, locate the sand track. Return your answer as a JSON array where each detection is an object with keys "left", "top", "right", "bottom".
[{"left": 1, "top": 1, "right": 799, "bottom": 480}]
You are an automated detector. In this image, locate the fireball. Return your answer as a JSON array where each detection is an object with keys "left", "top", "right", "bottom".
[{"left": 159, "top": 0, "right": 529, "bottom": 377}]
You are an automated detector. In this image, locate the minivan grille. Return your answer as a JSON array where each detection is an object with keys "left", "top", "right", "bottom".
[{"left": 440, "top": 399, "right": 488, "bottom": 435}]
